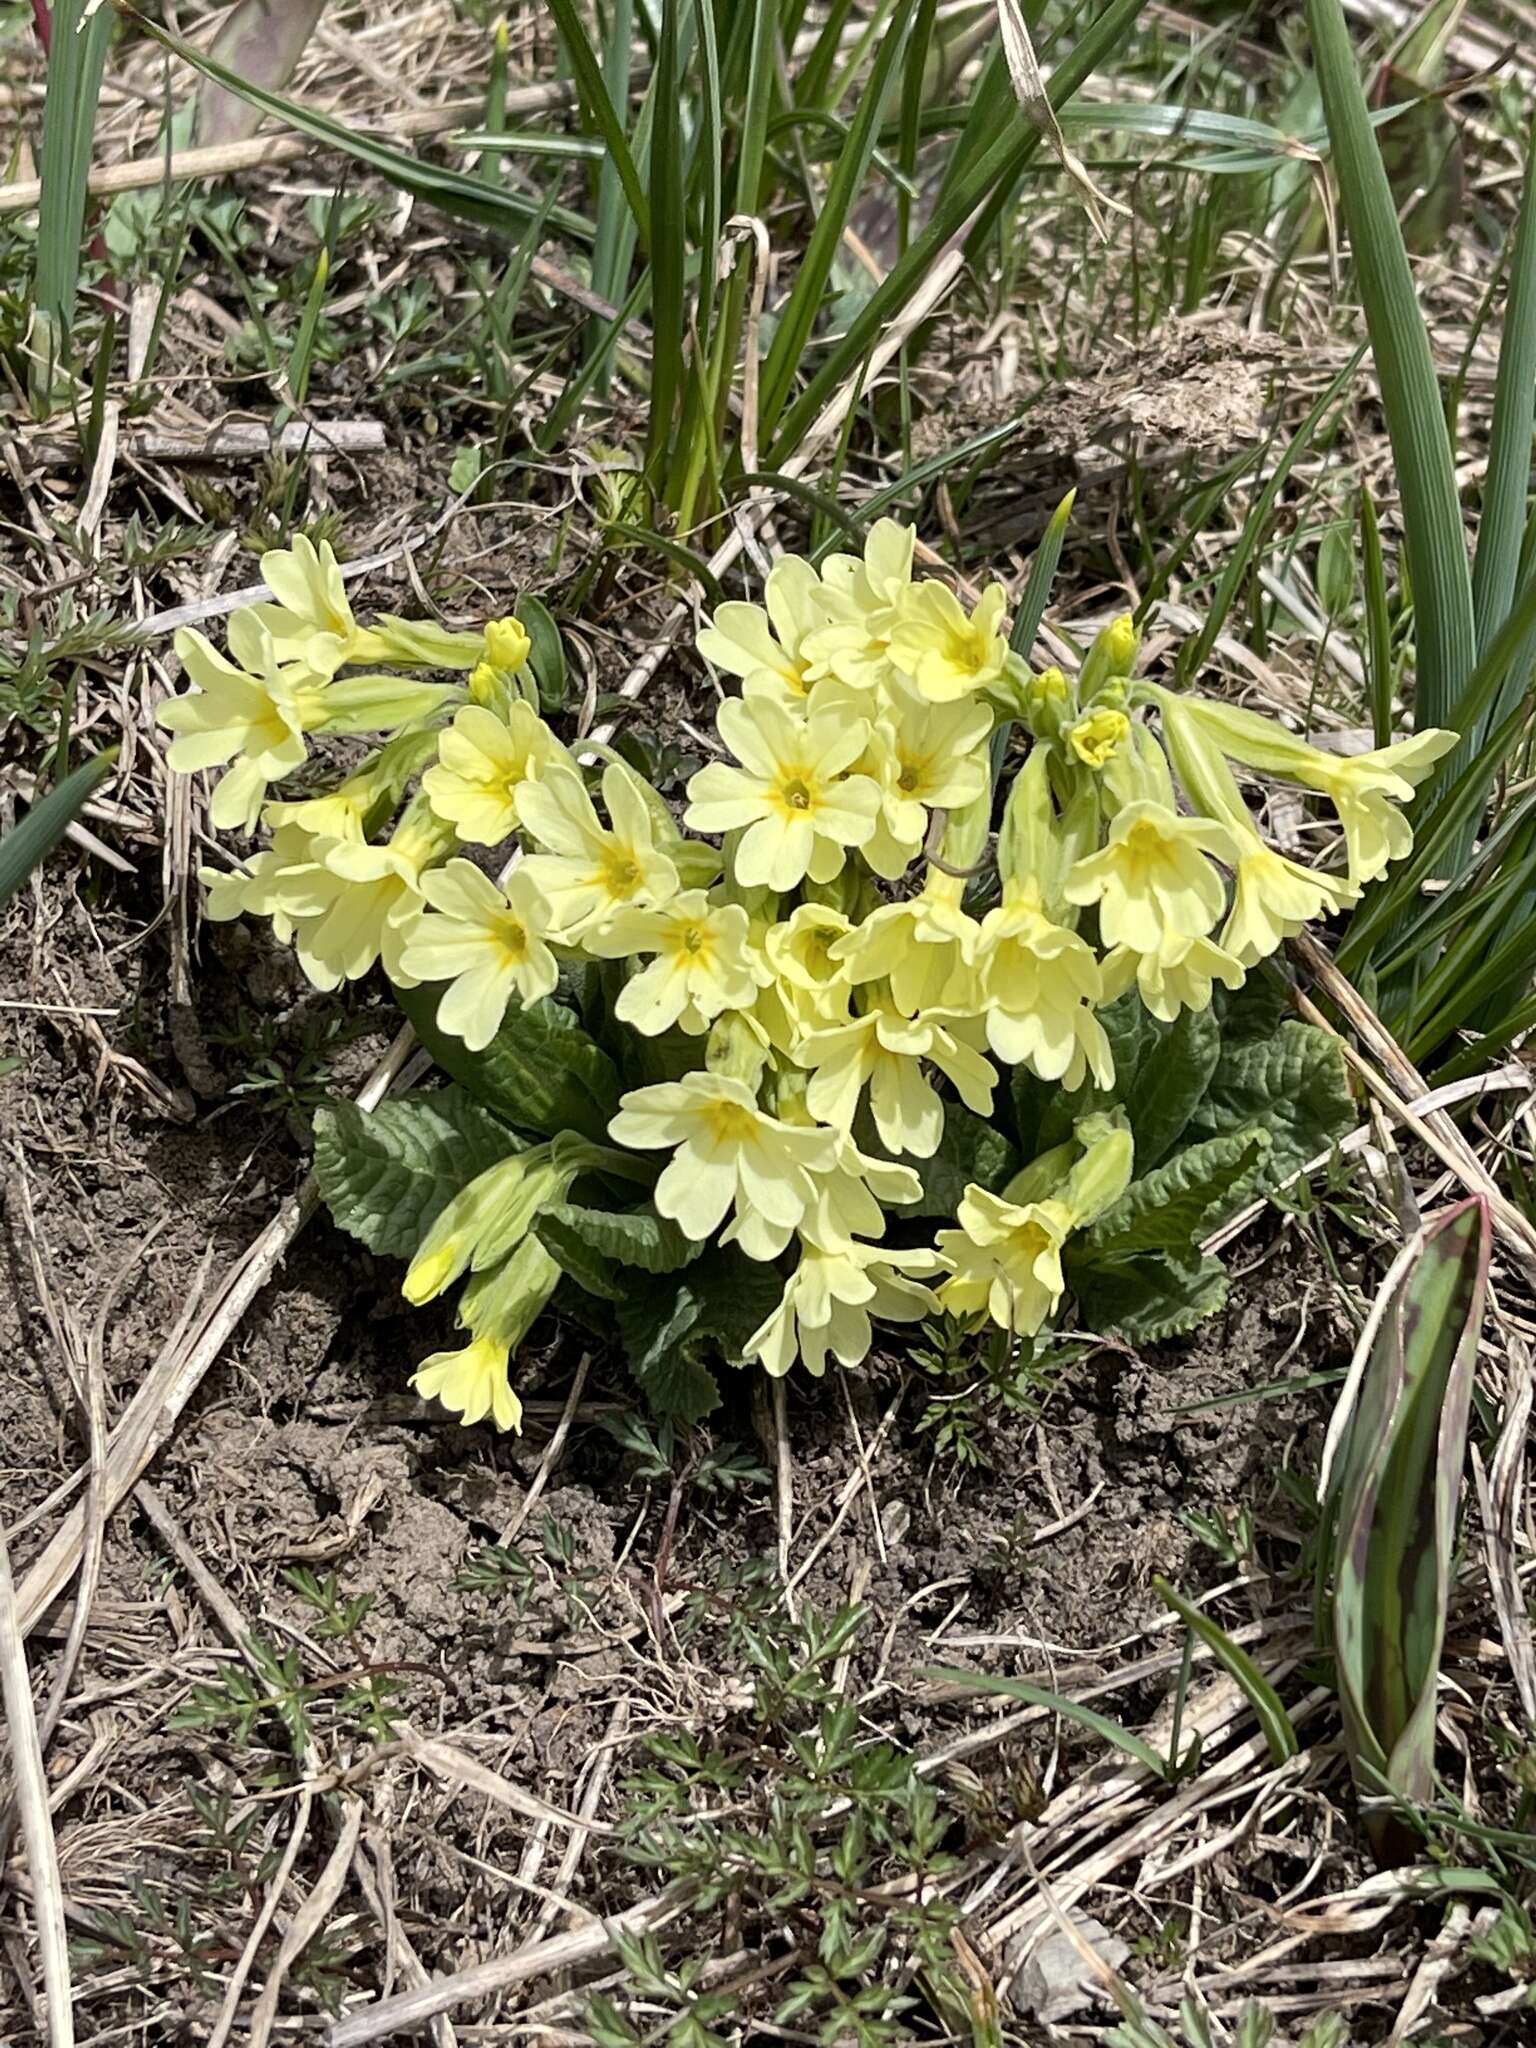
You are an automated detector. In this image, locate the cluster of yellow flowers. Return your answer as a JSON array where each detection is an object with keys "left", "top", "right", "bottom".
[{"left": 162, "top": 525, "right": 1454, "bottom": 1430}]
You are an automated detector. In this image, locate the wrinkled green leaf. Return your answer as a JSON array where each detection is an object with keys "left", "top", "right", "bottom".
[
  {"left": 398, "top": 982, "right": 620, "bottom": 1145},
  {"left": 615, "top": 1251, "right": 784, "bottom": 1422},
  {"left": 314, "top": 1089, "right": 519, "bottom": 1260},
  {"left": 1125, "top": 1003, "right": 1223, "bottom": 1169},
  {"left": 1073, "top": 1248, "right": 1228, "bottom": 1343},
  {"left": 1087, "top": 1130, "right": 1269, "bottom": 1256},
  {"left": 537, "top": 1201, "right": 700, "bottom": 1278},
  {"left": 1188, "top": 1020, "right": 1353, "bottom": 1182}
]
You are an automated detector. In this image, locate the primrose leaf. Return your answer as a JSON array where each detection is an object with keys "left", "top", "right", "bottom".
[
  {"left": 615, "top": 1251, "right": 783, "bottom": 1422},
  {"left": 535, "top": 1202, "right": 702, "bottom": 1299},
  {"left": 1072, "top": 1248, "right": 1229, "bottom": 1342},
  {"left": 1087, "top": 1130, "right": 1269, "bottom": 1256},
  {"left": 1125, "top": 1002, "right": 1222, "bottom": 1169},
  {"left": 1190, "top": 1018, "right": 1353, "bottom": 1182},
  {"left": 397, "top": 983, "right": 621, "bottom": 1144},
  {"left": 314, "top": 1088, "right": 519, "bottom": 1260}
]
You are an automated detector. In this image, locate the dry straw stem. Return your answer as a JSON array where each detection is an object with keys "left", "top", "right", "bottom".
[
  {"left": 0, "top": 87, "right": 567, "bottom": 215},
  {"left": 0, "top": 1518, "right": 75, "bottom": 2048}
]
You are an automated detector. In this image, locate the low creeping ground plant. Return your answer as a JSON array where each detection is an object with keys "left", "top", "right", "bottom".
[{"left": 160, "top": 525, "right": 1452, "bottom": 1427}]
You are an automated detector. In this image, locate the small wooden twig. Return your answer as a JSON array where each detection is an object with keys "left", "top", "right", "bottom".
[
  {"left": 525, "top": 1699, "right": 630, "bottom": 1943},
  {"left": 498, "top": 1353, "right": 590, "bottom": 1544},
  {"left": 30, "top": 419, "right": 387, "bottom": 467},
  {"left": 247, "top": 1800, "right": 366, "bottom": 2048},
  {"left": 206, "top": 1791, "right": 316, "bottom": 2048}
]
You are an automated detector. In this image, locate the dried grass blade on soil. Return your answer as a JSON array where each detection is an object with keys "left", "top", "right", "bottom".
[
  {"left": 1319, "top": 1194, "right": 1490, "bottom": 1863},
  {"left": 196, "top": 0, "right": 328, "bottom": 146}
]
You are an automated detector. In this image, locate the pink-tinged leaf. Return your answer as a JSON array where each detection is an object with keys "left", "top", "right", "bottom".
[
  {"left": 196, "top": 0, "right": 329, "bottom": 148},
  {"left": 1323, "top": 1196, "right": 1490, "bottom": 1863}
]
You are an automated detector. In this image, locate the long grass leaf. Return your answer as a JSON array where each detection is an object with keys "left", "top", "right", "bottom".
[
  {"left": 125, "top": 7, "right": 591, "bottom": 242},
  {"left": 0, "top": 751, "right": 119, "bottom": 909},
  {"left": 35, "top": 0, "right": 114, "bottom": 344},
  {"left": 1472, "top": 127, "right": 1536, "bottom": 673},
  {"left": 756, "top": 0, "right": 916, "bottom": 436},
  {"left": 544, "top": 0, "right": 650, "bottom": 243},
  {"left": 1306, "top": 0, "right": 1475, "bottom": 746},
  {"left": 924, "top": 1667, "right": 1173, "bottom": 1780},
  {"left": 1011, "top": 489, "right": 1075, "bottom": 659},
  {"left": 1361, "top": 484, "right": 1395, "bottom": 746},
  {"left": 645, "top": 0, "right": 685, "bottom": 478},
  {"left": 767, "top": 0, "right": 1148, "bottom": 463},
  {"left": 1153, "top": 1578, "right": 1299, "bottom": 1765}
]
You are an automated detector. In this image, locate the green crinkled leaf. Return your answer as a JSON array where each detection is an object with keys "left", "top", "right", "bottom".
[
  {"left": 1072, "top": 1248, "right": 1229, "bottom": 1342},
  {"left": 1087, "top": 1130, "right": 1269, "bottom": 1256},
  {"left": 536, "top": 1202, "right": 701, "bottom": 1285},
  {"left": 1188, "top": 1018, "right": 1353, "bottom": 1183},
  {"left": 901, "top": 1101, "right": 1018, "bottom": 1219},
  {"left": 614, "top": 1251, "right": 784, "bottom": 1422},
  {"left": 313, "top": 1088, "right": 520, "bottom": 1260},
  {"left": 1126, "top": 1003, "right": 1222, "bottom": 1169},
  {"left": 397, "top": 981, "right": 620, "bottom": 1144},
  {"left": 1212, "top": 963, "right": 1293, "bottom": 1047}
]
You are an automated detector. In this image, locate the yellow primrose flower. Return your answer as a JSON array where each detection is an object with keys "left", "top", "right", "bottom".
[
  {"left": 484, "top": 615, "right": 532, "bottom": 673},
  {"left": 608, "top": 1072, "right": 838, "bottom": 1248},
  {"left": 275, "top": 799, "right": 454, "bottom": 991},
  {"left": 1158, "top": 695, "right": 1355, "bottom": 964},
  {"left": 402, "top": 1144, "right": 566, "bottom": 1305},
  {"left": 518, "top": 760, "right": 679, "bottom": 940},
  {"left": 411, "top": 1236, "right": 562, "bottom": 1431},
  {"left": 798, "top": 994, "right": 995, "bottom": 1158},
  {"left": 423, "top": 702, "right": 566, "bottom": 845},
  {"left": 746, "top": 1238, "right": 946, "bottom": 1379},
  {"left": 1065, "top": 800, "right": 1237, "bottom": 953},
  {"left": 159, "top": 613, "right": 326, "bottom": 831},
  {"left": 937, "top": 1187, "right": 1074, "bottom": 1338},
  {"left": 412, "top": 1333, "right": 522, "bottom": 1431},
  {"left": 801, "top": 518, "right": 916, "bottom": 691},
  {"left": 201, "top": 819, "right": 338, "bottom": 943},
  {"left": 251, "top": 534, "right": 382, "bottom": 674},
  {"left": 746, "top": 902, "right": 854, "bottom": 1054},
  {"left": 264, "top": 727, "right": 439, "bottom": 845},
  {"left": 697, "top": 556, "right": 832, "bottom": 707},
  {"left": 861, "top": 696, "right": 992, "bottom": 879},
  {"left": 976, "top": 888, "right": 1114, "bottom": 1089},
  {"left": 800, "top": 1134, "right": 923, "bottom": 1251},
  {"left": 1066, "top": 706, "right": 1131, "bottom": 770},
  {"left": 583, "top": 891, "right": 766, "bottom": 1035},
  {"left": 832, "top": 873, "right": 982, "bottom": 1017},
  {"left": 1162, "top": 694, "right": 1457, "bottom": 888},
  {"left": 887, "top": 581, "right": 1009, "bottom": 702},
  {"left": 1101, "top": 931, "right": 1245, "bottom": 1023},
  {"left": 684, "top": 697, "right": 880, "bottom": 891},
  {"left": 400, "top": 862, "right": 559, "bottom": 1050}
]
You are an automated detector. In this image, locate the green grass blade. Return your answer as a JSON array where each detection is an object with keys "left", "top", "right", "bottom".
[
  {"left": 645, "top": 0, "right": 685, "bottom": 479},
  {"left": 767, "top": 0, "right": 1148, "bottom": 463},
  {"left": 587, "top": 0, "right": 638, "bottom": 383},
  {"left": 35, "top": 0, "right": 114, "bottom": 345},
  {"left": 1173, "top": 351, "right": 1361, "bottom": 685},
  {"left": 1011, "top": 489, "right": 1075, "bottom": 660},
  {"left": 544, "top": 0, "right": 650, "bottom": 244},
  {"left": 924, "top": 1668, "right": 1173, "bottom": 1781},
  {"left": 1360, "top": 484, "right": 1395, "bottom": 747},
  {"left": 126, "top": 6, "right": 591, "bottom": 242},
  {"left": 1153, "top": 1578, "right": 1299, "bottom": 1766},
  {"left": 1306, "top": 0, "right": 1475, "bottom": 745},
  {"left": 756, "top": 0, "right": 916, "bottom": 436},
  {"left": 1472, "top": 127, "right": 1536, "bottom": 670},
  {"left": 0, "top": 750, "right": 119, "bottom": 909}
]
